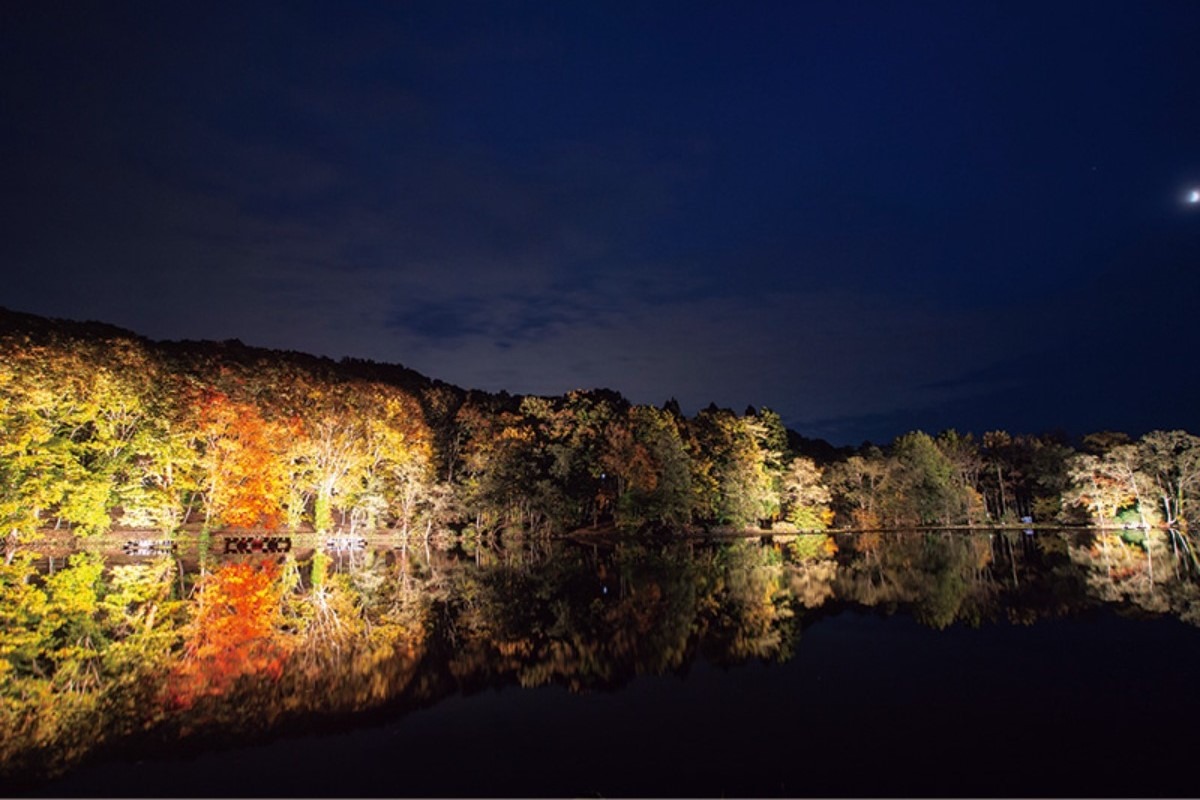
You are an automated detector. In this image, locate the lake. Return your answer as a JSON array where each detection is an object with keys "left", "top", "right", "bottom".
[{"left": 7, "top": 529, "right": 1200, "bottom": 797}]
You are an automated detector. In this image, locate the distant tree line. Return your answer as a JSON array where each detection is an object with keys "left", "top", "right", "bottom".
[{"left": 3, "top": 309, "right": 1200, "bottom": 538}]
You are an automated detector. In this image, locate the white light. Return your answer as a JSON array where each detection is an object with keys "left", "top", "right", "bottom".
[{"left": 1189, "top": 189, "right": 1200, "bottom": 204}]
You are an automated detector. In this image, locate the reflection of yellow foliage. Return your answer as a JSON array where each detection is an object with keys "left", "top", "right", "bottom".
[
  {"left": 14, "top": 529, "right": 1200, "bottom": 788},
  {"left": 0, "top": 553, "right": 184, "bottom": 779},
  {"left": 1, "top": 547, "right": 447, "bottom": 781},
  {"left": 788, "top": 533, "right": 837, "bottom": 561},
  {"left": 1071, "top": 532, "right": 1169, "bottom": 613},
  {"left": 275, "top": 554, "right": 432, "bottom": 715},
  {"left": 787, "top": 559, "right": 838, "bottom": 609},
  {"left": 496, "top": 638, "right": 534, "bottom": 658},
  {"left": 969, "top": 536, "right": 994, "bottom": 571},
  {"left": 852, "top": 531, "right": 882, "bottom": 554}
]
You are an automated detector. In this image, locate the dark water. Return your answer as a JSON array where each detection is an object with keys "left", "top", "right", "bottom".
[{"left": 10, "top": 530, "right": 1200, "bottom": 797}]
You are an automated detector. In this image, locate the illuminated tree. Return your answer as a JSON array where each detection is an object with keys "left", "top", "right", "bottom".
[
  {"left": 359, "top": 389, "right": 435, "bottom": 535},
  {"left": 541, "top": 390, "right": 624, "bottom": 529},
  {"left": 826, "top": 450, "right": 892, "bottom": 529},
  {"left": 687, "top": 407, "right": 779, "bottom": 528},
  {"left": 1064, "top": 453, "right": 1135, "bottom": 527},
  {"left": 454, "top": 405, "right": 541, "bottom": 533},
  {"left": 780, "top": 456, "right": 834, "bottom": 530},
  {"left": 0, "top": 337, "right": 179, "bottom": 536},
  {"left": 1105, "top": 444, "right": 1156, "bottom": 529},
  {"left": 449, "top": 392, "right": 624, "bottom": 535},
  {"left": 935, "top": 430, "right": 987, "bottom": 524},
  {"left": 603, "top": 405, "right": 694, "bottom": 530},
  {"left": 885, "top": 431, "right": 968, "bottom": 526},
  {"left": 0, "top": 343, "right": 79, "bottom": 538},
  {"left": 296, "top": 394, "right": 366, "bottom": 533},
  {"left": 1137, "top": 430, "right": 1200, "bottom": 528},
  {"left": 981, "top": 430, "right": 1014, "bottom": 520},
  {"left": 191, "top": 391, "right": 290, "bottom": 529}
]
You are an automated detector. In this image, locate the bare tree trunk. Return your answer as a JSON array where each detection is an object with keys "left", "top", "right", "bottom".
[{"left": 1159, "top": 490, "right": 1175, "bottom": 527}]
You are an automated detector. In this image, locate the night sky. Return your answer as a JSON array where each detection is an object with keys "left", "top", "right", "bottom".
[{"left": 3, "top": 1, "right": 1200, "bottom": 445}]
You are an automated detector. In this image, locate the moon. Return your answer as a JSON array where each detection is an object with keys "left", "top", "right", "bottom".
[{"left": 1188, "top": 189, "right": 1200, "bottom": 204}]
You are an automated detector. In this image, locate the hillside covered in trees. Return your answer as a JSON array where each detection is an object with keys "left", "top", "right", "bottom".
[{"left": 3, "top": 307, "right": 1200, "bottom": 540}]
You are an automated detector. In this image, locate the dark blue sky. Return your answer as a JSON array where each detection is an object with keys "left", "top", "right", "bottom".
[{"left": 3, "top": 1, "right": 1200, "bottom": 444}]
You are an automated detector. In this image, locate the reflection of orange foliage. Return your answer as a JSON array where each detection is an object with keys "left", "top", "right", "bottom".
[
  {"left": 167, "top": 561, "right": 290, "bottom": 709},
  {"left": 852, "top": 530, "right": 882, "bottom": 554},
  {"left": 630, "top": 581, "right": 663, "bottom": 634}
]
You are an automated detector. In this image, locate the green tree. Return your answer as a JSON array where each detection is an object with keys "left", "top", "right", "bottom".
[
  {"left": 0, "top": 338, "right": 174, "bottom": 537},
  {"left": 935, "top": 430, "right": 986, "bottom": 524},
  {"left": 603, "top": 406, "right": 693, "bottom": 530},
  {"left": 687, "top": 408, "right": 780, "bottom": 528},
  {"left": 887, "top": 431, "right": 962, "bottom": 526}
]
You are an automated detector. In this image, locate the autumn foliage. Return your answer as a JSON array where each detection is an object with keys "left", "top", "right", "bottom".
[
  {"left": 166, "top": 561, "right": 289, "bottom": 709},
  {"left": 7, "top": 309, "right": 1200, "bottom": 539},
  {"left": 192, "top": 390, "right": 292, "bottom": 529}
]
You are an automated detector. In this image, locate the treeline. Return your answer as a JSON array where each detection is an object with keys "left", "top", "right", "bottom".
[{"left": 3, "top": 308, "right": 1200, "bottom": 538}]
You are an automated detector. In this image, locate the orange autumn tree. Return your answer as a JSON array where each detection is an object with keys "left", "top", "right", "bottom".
[
  {"left": 166, "top": 560, "right": 290, "bottom": 709},
  {"left": 191, "top": 390, "right": 293, "bottom": 529}
]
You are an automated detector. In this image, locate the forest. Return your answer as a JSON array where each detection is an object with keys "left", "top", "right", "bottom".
[
  {"left": 6, "top": 307, "right": 1200, "bottom": 785},
  {"left": 3, "top": 306, "right": 1200, "bottom": 542}
]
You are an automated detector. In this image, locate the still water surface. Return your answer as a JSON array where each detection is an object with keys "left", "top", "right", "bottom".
[{"left": 11, "top": 529, "right": 1200, "bottom": 797}]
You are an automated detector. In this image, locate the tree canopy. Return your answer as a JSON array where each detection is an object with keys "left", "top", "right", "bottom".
[{"left": 3, "top": 308, "right": 1200, "bottom": 538}]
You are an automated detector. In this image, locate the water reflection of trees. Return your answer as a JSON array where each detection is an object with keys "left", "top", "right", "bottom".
[
  {"left": 830, "top": 529, "right": 1200, "bottom": 628},
  {"left": 5, "top": 529, "right": 1200, "bottom": 785},
  {"left": 440, "top": 539, "right": 815, "bottom": 689},
  {"left": 1068, "top": 530, "right": 1200, "bottom": 623},
  {"left": 832, "top": 532, "right": 1002, "bottom": 629}
]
